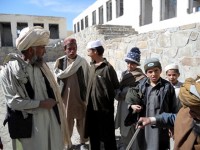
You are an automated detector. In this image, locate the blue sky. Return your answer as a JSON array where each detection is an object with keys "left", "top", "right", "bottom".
[{"left": 0, "top": 0, "right": 95, "bottom": 30}]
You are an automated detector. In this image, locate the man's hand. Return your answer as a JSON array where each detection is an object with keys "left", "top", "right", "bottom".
[
  {"left": 39, "top": 98, "right": 59, "bottom": 110},
  {"left": 137, "top": 117, "right": 151, "bottom": 129}
]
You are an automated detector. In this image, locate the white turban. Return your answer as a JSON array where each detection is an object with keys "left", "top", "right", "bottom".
[
  {"left": 164, "top": 63, "right": 179, "bottom": 72},
  {"left": 16, "top": 26, "right": 50, "bottom": 51}
]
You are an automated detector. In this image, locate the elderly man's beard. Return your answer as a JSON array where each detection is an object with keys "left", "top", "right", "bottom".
[{"left": 30, "top": 55, "right": 44, "bottom": 66}]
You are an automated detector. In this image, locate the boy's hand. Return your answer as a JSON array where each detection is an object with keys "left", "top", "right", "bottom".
[{"left": 131, "top": 104, "right": 142, "bottom": 113}]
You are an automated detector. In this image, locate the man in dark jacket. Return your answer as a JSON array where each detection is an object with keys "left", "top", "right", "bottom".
[
  {"left": 125, "top": 58, "right": 181, "bottom": 150},
  {"left": 84, "top": 40, "right": 119, "bottom": 150}
]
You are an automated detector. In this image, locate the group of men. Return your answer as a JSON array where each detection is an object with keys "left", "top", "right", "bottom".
[{"left": 0, "top": 26, "right": 199, "bottom": 150}]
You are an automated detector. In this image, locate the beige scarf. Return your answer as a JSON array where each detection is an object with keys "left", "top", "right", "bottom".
[
  {"left": 54, "top": 55, "right": 89, "bottom": 85},
  {"left": 41, "top": 63, "right": 71, "bottom": 146}
]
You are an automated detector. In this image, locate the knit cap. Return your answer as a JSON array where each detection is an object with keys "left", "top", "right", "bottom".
[
  {"left": 144, "top": 58, "right": 162, "bottom": 72},
  {"left": 125, "top": 47, "right": 141, "bottom": 65}
]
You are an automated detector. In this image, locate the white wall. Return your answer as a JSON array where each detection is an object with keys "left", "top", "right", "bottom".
[{"left": 74, "top": 0, "right": 200, "bottom": 33}]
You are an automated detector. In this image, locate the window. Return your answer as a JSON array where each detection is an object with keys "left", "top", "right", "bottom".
[
  {"left": 160, "top": 0, "right": 177, "bottom": 21},
  {"left": 33, "top": 23, "right": 44, "bottom": 28},
  {"left": 140, "top": 0, "right": 152, "bottom": 26},
  {"left": 188, "top": 0, "right": 200, "bottom": 13},
  {"left": 74, "top": 24, "right": 76, "bottom": 33},
  {"left": 0, "top": 22, "right": 13, "bottom": 46},
  {"left": 49, "top": 24, "right": 59, "bottom": 39},
  {"left": 99, "top": 6, "right": 104, "bottom": 24},
  {"left": 17, "top": 22, "right": 28, "bottom": 37},
  {"left": 85, "top": 16, "right": 88, "bottom": 28},
  {"left": 107, "top": 0, "right": 112, "bottom": 21},
  {"left": 77, "top": 22, "right": 80, "bottom": 32},
  {"left": 81, "top": 19, "right": 84, "bottom": 30},
  {"left": 92, "top": 10, "right": 96, "bottom": 25},
  {"left": 116, "top": 0, "right": 124, "bottom": 17}
]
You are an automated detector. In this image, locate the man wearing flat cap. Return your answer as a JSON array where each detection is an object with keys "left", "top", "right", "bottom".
[
  {"left": 54, "top": 38, "right": 89, "bottom": 150},
  {"left": 0, "top": 26, "right": 70, "bottom": 150}
]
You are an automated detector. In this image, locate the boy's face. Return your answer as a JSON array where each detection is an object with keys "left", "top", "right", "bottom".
[
  {"left": 146, "top": 67, "right": 161, "bottom": 84},
  {"left": 87, "top": 48, "right": 96, "bottom": 59},
  {"left": 64, "top": 43, "right": 77, "bottom": 59},
  {"left": 126, "top": 61, "right": 138, "bottom": 72},
  {"left": 166, "top": 69, "right": 180, "bottom": 85}
]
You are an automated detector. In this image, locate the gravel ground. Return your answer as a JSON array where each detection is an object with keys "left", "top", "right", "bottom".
[{"left": 0, "top": 62, "right": 121, "bottom": 150}]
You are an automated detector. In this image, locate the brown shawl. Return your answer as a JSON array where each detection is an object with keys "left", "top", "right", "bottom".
[{"left": 174, "top": 107, "right": 200, "bottom": 150}]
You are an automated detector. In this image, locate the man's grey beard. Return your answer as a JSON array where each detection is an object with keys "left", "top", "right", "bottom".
[
  {"left": 30, "top": 47, "right": 44, "bottom": 67},
  {"left": 30, "top": 56, "right": 44, "bottom": 67}
]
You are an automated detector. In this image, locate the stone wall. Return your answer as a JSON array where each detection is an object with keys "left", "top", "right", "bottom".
[{"left": 72, "top": 24, "right": 200, "bottom": 81}]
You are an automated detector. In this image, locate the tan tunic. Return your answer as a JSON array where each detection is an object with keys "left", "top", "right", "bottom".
[
  {"left": 61, "top": 58, "right": 86, "bottom": 119},
  {"left": 62, "top": 73, "right": 86, "bottom": 119}
]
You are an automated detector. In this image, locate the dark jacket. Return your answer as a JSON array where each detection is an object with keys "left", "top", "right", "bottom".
[
  {"left": 86, "top": 58, "right": 119, "bottom": 112},
  {"left": 84, "top": 58, "right": 119, "bottom": 141}
]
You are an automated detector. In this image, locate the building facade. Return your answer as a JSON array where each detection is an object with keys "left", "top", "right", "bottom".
[
  {"left": 73, "top": 0, "right": 200, "bottom": 33},
  {"left": 0, "top": 13, "right": 67, "bottom": 47}
]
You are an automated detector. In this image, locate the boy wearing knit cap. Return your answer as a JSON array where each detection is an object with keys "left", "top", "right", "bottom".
[
  {"left": 115, "top": 47, "right": 146, "bottom": 150},
  {"left": 125, "top": 58, "right": 180, "bottom": 150}
]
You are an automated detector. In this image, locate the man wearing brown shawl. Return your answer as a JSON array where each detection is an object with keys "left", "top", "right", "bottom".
[
  {"left": 0, "top": 26, "right": 69, "bottom": 150},
  {"left": 174, "top": 76, "right": 200, "bottom": 150}
]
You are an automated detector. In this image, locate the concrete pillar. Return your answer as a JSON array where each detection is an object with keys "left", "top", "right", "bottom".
[
  {"left": 177, "top": 0, "right": 188, "bottom": 17},
  {"left": 96, "top": 6, "right": 100, "bottom": 25},
  {"left": 28, "top": 22, "right": 33, "bottom": 28},
  {"left": 43, "top": 23, "right": 49, "bottom": 31},
  {"left": 112, "top": 0, "right": 116, "bottom": 20},
  {"left": 103, "top": 2, "right": 107, "bottom": 24},
  {"left": 11, "top": 21, "right": 17, "bottom": 47},
  {"left": 152, "top": 0, "right": 161, "bottom": 23}
]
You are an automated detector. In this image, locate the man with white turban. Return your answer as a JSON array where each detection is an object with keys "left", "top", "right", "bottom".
[{"left": 0, "top": 26, "right": 70, "bottom": 150}]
